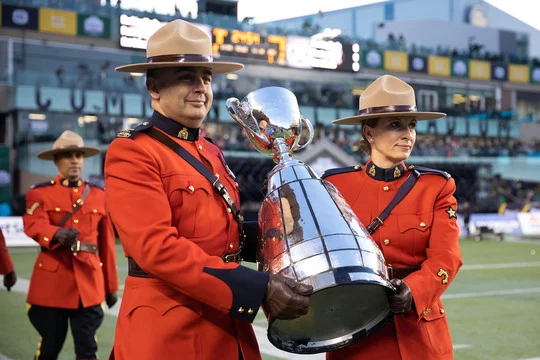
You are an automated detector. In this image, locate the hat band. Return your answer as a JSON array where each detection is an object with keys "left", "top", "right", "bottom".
[
  {"left": 359, "top": 105, "right": 417, "bottom": 116},
  {"left": 147, "top": 54, "right": 214, "bottom": 64}
]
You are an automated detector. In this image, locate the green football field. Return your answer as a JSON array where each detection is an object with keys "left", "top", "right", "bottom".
[{"left": 1, "top": 238, "right": 539, "bottom": 360}]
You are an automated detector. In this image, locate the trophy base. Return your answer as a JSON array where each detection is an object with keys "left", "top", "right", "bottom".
[{"left": 267, "top": 277, "right": 393, "bottom": 354}]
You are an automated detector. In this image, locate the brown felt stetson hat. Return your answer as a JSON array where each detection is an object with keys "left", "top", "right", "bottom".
[
  {"left": 333, "top": 75, "right": 446, "bottom": 125},
  {"left": 115, "top": 19, "right": 243, "bottom": 74},
  {"left": 37, "top": 130, "right": 100, "bottom": 160}
]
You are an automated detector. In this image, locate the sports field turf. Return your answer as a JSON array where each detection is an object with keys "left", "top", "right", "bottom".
[{"left": 1, "top": 238, "right": 539, "bottom": 360}]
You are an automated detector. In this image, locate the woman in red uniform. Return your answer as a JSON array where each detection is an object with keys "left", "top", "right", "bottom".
[{"left": 322, "top": 75, "right": 462, "bottom": 360}]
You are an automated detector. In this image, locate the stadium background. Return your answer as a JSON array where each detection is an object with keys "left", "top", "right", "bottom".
[{"left": 0, "top": 0, "right": 539, "bottom": 359}]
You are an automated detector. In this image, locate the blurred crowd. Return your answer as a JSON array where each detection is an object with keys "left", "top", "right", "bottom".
[{"left": 212, "top": 133, "right": 540, "bottom": 159}]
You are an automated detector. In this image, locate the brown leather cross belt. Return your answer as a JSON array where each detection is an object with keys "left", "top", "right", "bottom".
[
  {"left": 387, "top": 265, "right": 421, "bottom": 280},
  {"left": 41, "top": 241, "right": 97, "bottom": 254}
]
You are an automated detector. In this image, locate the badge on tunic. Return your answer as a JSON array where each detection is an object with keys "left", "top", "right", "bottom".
[
  {"left": 393, "top": 166, "right": 401, "bottom": 178},
  {"left": 369, "top": 165, "right": 376, "bottom": 177},
  {"left": 437, "top": 268, "right": 449, "bottom": 285},
  {"left": 26, "top": 202, "right": 40, "bottom": 215},
  {"left": 116, "top": 130, "right": 132, "bottom": 138},
  {"left": 178, "top": 127, "right": 189, "bottom": 140},
  {"left": 446, "top": 206, "right": 457, "bottom": 219}
]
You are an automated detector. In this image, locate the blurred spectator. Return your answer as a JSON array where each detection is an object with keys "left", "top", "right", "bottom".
[{"left": 55, "top": 66, "right": 64, "bottom": 86}]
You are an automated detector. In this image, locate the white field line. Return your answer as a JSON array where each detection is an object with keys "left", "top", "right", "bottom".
[
  {"left": 443, "top": 287, "right": 540, "bottom": 299},
  {"left": 461, "top": 262, "right": 540, "bottom": 270}
]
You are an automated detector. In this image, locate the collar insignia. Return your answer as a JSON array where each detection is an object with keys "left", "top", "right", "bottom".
[{"left": 178, "top": 127, "right": 189, "bottom": 140}]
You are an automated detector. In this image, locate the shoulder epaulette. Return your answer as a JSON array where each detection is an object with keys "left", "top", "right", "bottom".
[
  {"left": 408, "top": 165, "right": 451, "bottom": 179},
  {"left": 116, "top": 121, "right": 152, "bottom": 140},
  {"left": 204, "top": 136, "right": 214, "bottom": 144},
  {"left": 321, "top": 165, "right": 362, "bottom": 179},
  {"left": 87, "top": 179, "right": 105, "bottom": 190},
  {"left": 30, "top": 179, "right": 56, "bottom": 189}
]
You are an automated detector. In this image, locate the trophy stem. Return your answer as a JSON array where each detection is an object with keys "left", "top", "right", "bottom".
[{"left": 273, "top": 138, "right": 292, "bottom": 162}]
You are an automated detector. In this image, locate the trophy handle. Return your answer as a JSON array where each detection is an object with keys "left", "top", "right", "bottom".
[
  {"left": 226, "top": 98, "right": 272, "bottom": 147},
  {"left": 292, "top": 116, "right": 314, "bottom": 151}
]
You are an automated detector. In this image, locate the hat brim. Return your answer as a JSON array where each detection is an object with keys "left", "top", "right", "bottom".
[
  {"left": 333, "top": 111, "right": 446, "bottom": 125},
  {"left": 37, "top": 147, "right": 100, "bottom": 160},
  {"left": 115, "top": 61, "right": 244, "bottom": 74}
]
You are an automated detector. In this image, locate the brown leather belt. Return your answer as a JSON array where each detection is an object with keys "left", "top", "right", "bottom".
[
  {"left": 127, "top": 257, "right": 153, "bottom": 278},
  {"left": 41, "top": 241, "right": 97, "bottom": 254},
  {"left": 387, "top": 265, "right": 421, "bottom": 280},
  {"left": 128, "top": 252, "right": 241, "bottom": 278}
]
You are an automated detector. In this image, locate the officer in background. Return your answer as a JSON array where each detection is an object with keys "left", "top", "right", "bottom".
[
  {"left": 23, "top": 130, "right": 119, "bottom": 360},
  {"left": 0, "top": 228, "right": 17, "bottom": 291}
]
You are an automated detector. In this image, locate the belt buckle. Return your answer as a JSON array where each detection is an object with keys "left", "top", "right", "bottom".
[
  {"left": 386, "top": 264, "right": 394, "bottom": 279},
  {"left": 71, "top": 240, "right": 81, "bottom": 253},
  {"left": 222, "top": 253, "right": 240, "bottom": 263}
]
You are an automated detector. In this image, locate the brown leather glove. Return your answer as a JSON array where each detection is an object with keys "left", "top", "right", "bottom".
[
  {"left": 4, "top": 270, "right": 17, "bottom": 291},
  {"left": 52, "top": 228, "right": 80, "bottom": 249},
  {"left": 263, "top": 275, "right": 312, "bottom": 320},
  {"left": 105, "top": 292, "right": 118, "bottom": 308},
  {"left": 388, "top": 278, "right": 413, "bottom": 314}
]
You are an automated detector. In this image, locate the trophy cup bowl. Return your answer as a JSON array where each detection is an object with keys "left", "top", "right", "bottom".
[{"left": 227, "top": 87, "right": 394, "bottom": 354}]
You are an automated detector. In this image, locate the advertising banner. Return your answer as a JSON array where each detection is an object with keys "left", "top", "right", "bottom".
[
  {"left": 39, "top": 7, "right": 77, "bottom": 35},
  {"left": 409, "top": 55, "right": 428, "bottom": 74},
  {"left": 469, "top": 60, "right": 491, "bottom": 80},
  {"left": 362, "top": 49, "right": 383, "bottom": 69},
  {"left": 286, "top": 34, "right": 352, "bottom": 71},
  {"left": 508, "top": 64, "right": 530, "bottom": 83},
  {"left": 1, "top": 3, "right": 38, "bottom": 30},
  {"left": 491, "top": 63, "right": 508, "bottom": 81},
  {"left": 530, "top": 67, "right": 540, "bottom": 83},
  {"left": 451, "top": 58, "right": 469, "bottom": 78},
  {"left": 78, "top": 13, "right": 110, "bottom": 39},
  {"left": 384, "top": 50, "right": 408, "bottom": 72},
  {"left": 0, "top": 217, "right": 36, "bottom": 247},
  {"left": 428, "top": 55, "right": 451, "bottom": 77},
  {"left": 469, "top": 213, "right": 522, "bottom": 235},
  {"left": 517, "top": 213, "right": 540, "bottom": 235}
]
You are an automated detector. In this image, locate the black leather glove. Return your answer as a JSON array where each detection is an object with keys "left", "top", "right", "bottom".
[
  {"left": 52, "top": 228, "right": 80, "bottom": 249},
  {"left": 388, "top": 278, "right": 413, "bottom": 314},
  {"left": 263, "top": 275, "right": 312, "bottom": 320},
  {"left": 4, "top": 270, "right": 17, "bottom": 291},
  {"left": 105, "top": 292, "right": 118, "bottom": 308}
]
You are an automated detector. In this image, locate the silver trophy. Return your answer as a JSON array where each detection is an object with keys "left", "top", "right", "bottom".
[{"left": 227, "top": 87, "right": 394, "bottom": 354}]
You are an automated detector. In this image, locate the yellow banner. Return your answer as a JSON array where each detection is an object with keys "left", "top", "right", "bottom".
[
  {"left": 39, "top": 8, "right": 77, "bottom": 35},
  {"left": 428, "top": 56, "right": 451, "bottom": 77},
  {"left": 469, "top": 60, "right": 491, "bottom": 80},
  {"left": 508, "top": 64, "right": 530, "bottom": 83},
  {"left": 384, "top": 51, "right": 408, "bottom": 72}
]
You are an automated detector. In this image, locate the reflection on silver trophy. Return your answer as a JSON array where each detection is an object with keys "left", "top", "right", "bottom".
[{"left": 226, "top": 87, "right": 394, "bottom": 354}]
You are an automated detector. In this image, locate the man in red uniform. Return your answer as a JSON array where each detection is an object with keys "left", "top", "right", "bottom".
[
  {"left": 105, "top": 19, "right": 312, "bottom": 360},
  {"left": 0, "top": 229, "right": 17, "bottom": 291},
  {"left": 23, "top": 130, "right": 119, "bottom": 360},
  {"left": 323, "top": 75, "right": 462, "bottom": 360}
]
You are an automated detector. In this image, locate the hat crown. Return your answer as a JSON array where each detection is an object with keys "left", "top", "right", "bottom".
[
  {"left": 147, "top": 20, "right": 212, "bottom": 59},
  {"left": 53, "top": 130, "right": 85, "bottom": 150},
  {"left": 360, "top": 75, "right": 416, "bottom": 111}
]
